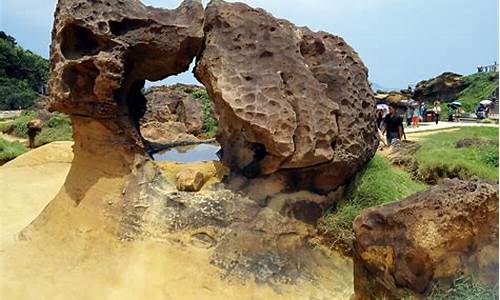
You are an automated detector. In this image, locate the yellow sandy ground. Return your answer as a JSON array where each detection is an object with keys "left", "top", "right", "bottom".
[{"left": 0, "top": 143, "right": 354, "bottom": 300}]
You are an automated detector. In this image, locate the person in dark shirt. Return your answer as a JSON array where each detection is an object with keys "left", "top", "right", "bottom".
[{"left": 382, "top": 104, "right": 404, "bottom": 145}]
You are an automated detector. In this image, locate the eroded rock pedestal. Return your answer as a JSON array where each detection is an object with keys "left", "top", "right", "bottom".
[
  {"left": 195, "top": 1, "right": 378, "bottom": 192},
  {"left": 353, "top": 178, "right": 499, "bottom": 299}
]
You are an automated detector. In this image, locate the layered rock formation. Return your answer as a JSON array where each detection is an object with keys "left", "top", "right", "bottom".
[
  {"left": 353, "top": 178, "right": 499, "bottom": 299},
  {"left": 195, "top": 1, "right": 378, "bottom": 192},
  {"left": 413, "top": 72, "right": 469, "bottom": 103},
  {"left": 140, "top": 84, "right": 204, "bottom": 145}
]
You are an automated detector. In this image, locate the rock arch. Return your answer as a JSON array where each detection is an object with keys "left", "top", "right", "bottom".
[{"left": 48, "top": 0, "right": 378, "bottom": 199}]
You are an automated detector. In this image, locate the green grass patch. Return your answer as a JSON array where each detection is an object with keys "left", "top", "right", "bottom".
[
  {"left": 429, "top": 276, "right": 499, "bottom": 300},
  {"left": 0, "top": 136, "right": 27, "bottom": 163},
  {"left": 458, "top": 71, "right": 499, "bottom": 112},
  {"left": 414, "top": 127, "right": 499, "bottom": 182},
  {"left": 318, "top": 155, "right": 426, "bottom": 251}
]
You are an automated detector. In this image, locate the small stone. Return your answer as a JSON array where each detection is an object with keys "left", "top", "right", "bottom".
[{"left": 176, "top": 169, "right": 205, "bottom": 192}]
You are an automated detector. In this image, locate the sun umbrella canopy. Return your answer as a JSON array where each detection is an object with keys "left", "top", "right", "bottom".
[
  {"left": 377, "top": 104, "right": 389, "bottom": 110},
  {"left": 480, "top": 100, "right": 493, "bottom": 105},
  {"left": 451, "top": 101, "right": 462, "bottom": 107}
]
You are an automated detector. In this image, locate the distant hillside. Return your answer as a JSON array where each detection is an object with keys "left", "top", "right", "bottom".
[
  {"left": 0, "top": 31, "right": 49, "bottom": 110},
  {"left": 413, "top": 71, "right": 499, "bottom": 112},
  {"left": 458, "top": 71, "right": 499, "bottom": 112}
]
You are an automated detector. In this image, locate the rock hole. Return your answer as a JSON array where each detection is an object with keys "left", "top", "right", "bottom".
[
  {"left": 109, "top": 18, "right": 151, "bottom": 35},
  {"left": 60, "top": 24, "right": 106, "bottom": 59}
]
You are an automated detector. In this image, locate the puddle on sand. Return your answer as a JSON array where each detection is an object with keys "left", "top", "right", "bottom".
[{"left": 153, "top": 143, "right": 221, "bottom": 163}]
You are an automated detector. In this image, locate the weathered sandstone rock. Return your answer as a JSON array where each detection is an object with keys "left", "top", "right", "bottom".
[
  {"left": 49, "top": 0, "right": 205, "bottom": 154},
  {"left": 175, "top": 168, "right": 205, "bottom": 191},
  {"left": 195, "top": 1, "right": 378, "bottom": 191},
  {"left": 142, "top": 84, "right": 204, "bottom": 135},
  {"left": 353, "top": 178, "right": 499, "bottom": 299},
  {"left": 413, "top": 72, "right": 469, "bottom": 103}
]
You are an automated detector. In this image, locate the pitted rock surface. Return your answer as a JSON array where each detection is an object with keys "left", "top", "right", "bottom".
[
  {"left": 142, "top": 84, "right": 204, "bottom": 135},
  {"left": 353, "top": 178, "right": 499, "bottom": 299},
  {"left": 195, "top": 1, "right": 377, "bottom": 190},
  {"left": 49, "top": 0, "right": 204, "bottom": 149}
]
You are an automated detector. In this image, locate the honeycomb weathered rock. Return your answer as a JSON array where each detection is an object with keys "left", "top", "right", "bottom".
[{"left": 195, "top": 1, "right": 378, "bottom": 191}]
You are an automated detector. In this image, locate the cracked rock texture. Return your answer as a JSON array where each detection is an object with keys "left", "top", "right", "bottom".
[
  {"left": 353, "top": 178, "right": 499, "bottom": 300},
  {"left": 195, "top": 1, "right": 378, "bottom": 191}
]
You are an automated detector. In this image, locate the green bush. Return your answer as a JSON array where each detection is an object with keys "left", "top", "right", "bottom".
[
  {"left": 0, "top": 137, "right": 27, "bottom": 163},
  {"left": 10, "top": 110, "right": 36, "bottom": 138},
  {"left": 0, "top": 77, "right": 37, "bottom": 110},
  {"left": 318, "top": 155, "right": 426, "bottom": 249},
  {"left": 191, "top": 88, "right": 218, "bottom": 138},
  {"left": 36, "top": 113, "right": 72, "bottom": 146},
  {"left": 429, "top": 276, "right": 498, "bottom": 300}
]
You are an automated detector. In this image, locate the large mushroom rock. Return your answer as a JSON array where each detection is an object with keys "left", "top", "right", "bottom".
[
  {"left": 352, "top": 178, "right": 499, "bottom": 300},
  {"left": 195, "top": 0, "right": 378, "bottom": 192},
  {"left": 49, "top": 0, "right": 205, "bottom": 159},
  {"left": 413, "top": 72, "right": 469, "bottom": 103}
]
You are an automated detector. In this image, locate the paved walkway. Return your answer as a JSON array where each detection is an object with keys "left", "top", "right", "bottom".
[{"left": 405, "top": 121, "right": 498, "bottom": 134}]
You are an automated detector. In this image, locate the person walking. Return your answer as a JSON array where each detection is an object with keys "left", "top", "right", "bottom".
[
  {"left": 433, "top": 101, "right": 441, "bottom": 125},
  {"left": 382, "top": 104, "right": 404, "bottom": 145}
]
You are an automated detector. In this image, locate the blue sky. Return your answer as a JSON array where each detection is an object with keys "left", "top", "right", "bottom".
[{"left": 1, "top": 0, "right": 498, "bottom": 89}]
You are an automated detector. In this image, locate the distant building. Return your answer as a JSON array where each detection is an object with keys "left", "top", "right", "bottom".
[{"left": 477, "top": 62, "right": 498, "bottom": 73}]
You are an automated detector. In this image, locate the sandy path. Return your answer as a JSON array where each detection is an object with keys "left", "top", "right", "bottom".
[{"left": 0, "top": 141, "right": 73, "bottom": 248}]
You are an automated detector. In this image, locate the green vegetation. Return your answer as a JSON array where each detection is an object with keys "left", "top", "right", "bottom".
[
  {"left": 36, "top": 113, "right": 73, "bottom": 145},
  {"left": 414, "top": 127, "right": 499, "bottom": 182},
  {"left": 318, "top": 154, "right": 426, "bottom": 250},
  {"left": 429, "top": 276, "right": 498, "bottom": 300},
  {"left": 0, "top": 31, "right": 48, "bottom": 110},
  {"left": 191, "top": 88, "right": 218, "bottom": 138},
  {"left": 457, "top": 71, "right": 499, "bottom": 112},
  {"left": 0, "top": 111, "right": 72, "bottom": 146},
  {"left": 0, "top": 137, "right": 27, "bottom": 163}
]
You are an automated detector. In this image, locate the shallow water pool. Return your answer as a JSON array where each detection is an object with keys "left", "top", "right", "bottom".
[{"left": 153, "top": 143, "right": 221, "bottom": 163}]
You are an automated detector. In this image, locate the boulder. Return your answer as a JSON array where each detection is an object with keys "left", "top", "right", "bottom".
[
  {"left": 141, "top": 84, "right": 204, "bottom": 136},
  {"left": 195, "top": 0, "right": 378, "bottom": 192},
  {"left": 353, "top": 178, "right": 499, "bottom": 299},
  {"left": 413, "top": 72, "right": 469, "bottom": 103},
  {"left": 175, "top": 168, "right": 205, "bottom": 192}
]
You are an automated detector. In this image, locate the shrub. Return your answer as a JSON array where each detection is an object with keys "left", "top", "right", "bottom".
[
  {"left": 429, "top": 276, "right": 499, "bottom": 300},
  {"left": 0, "top": 137, "right": 27, "bottom": 163},
  {"left": 10, "top": 110, "right": 36, "bottom": 138},
  {"left": 191, "top": 88, "right": 218, "bottom": 138},
  {"left": 36, "top": 113, "right": 72, "bottom": 146}
]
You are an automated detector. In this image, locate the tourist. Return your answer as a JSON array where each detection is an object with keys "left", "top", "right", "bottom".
[
  {"left": 27, "top": 119, "right": 42, "bottom": 148},
  {"left": 447, "top": 105, "right": 455, "bottom": 122},
  {"left": 406, "top": 106, "right": 413, "bottom": 127},
  {"left": 433, "top": 101, "right": 441, "bottom": 124},
  {"left": 376, "top": 109, "right": 384, "bottom": 129},
  {"left": 382, "top": 104, "right": 404, "bottom": 145},
  {"left": 412, "top": 108, "right": 420, "bottom": 128},
  {"left": 476, "top": 104, "right": 486, "bottom": 119}
]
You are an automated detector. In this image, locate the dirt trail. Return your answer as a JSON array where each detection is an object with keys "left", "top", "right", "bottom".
[{"left": 0, "top": 143, "right": 354, "bottom": 300}]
